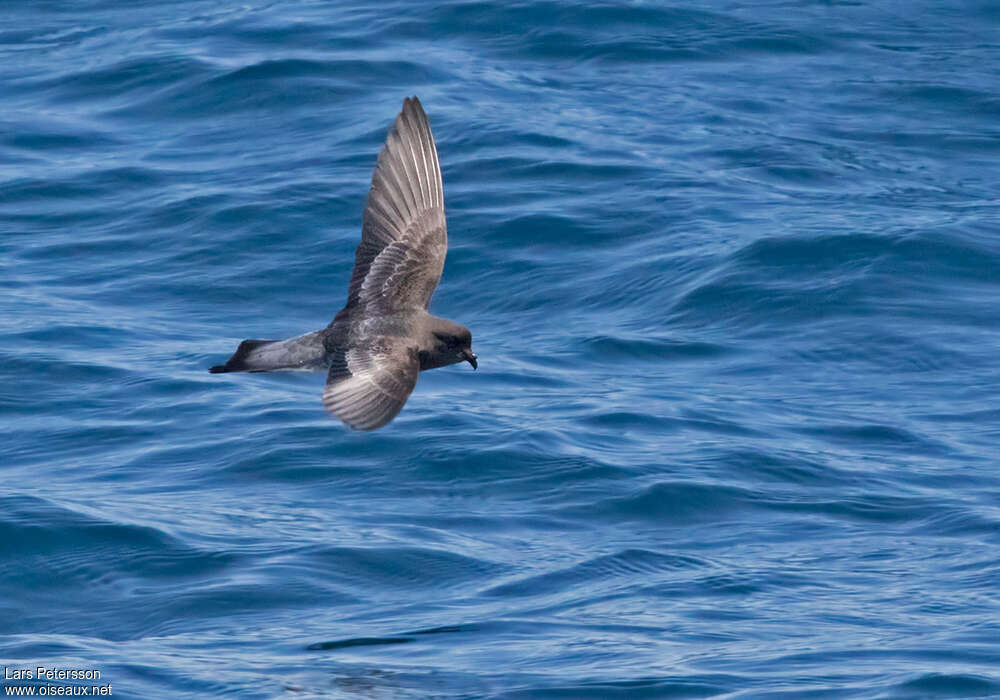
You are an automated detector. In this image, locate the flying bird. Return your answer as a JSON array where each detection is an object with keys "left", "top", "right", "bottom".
[{"left": 210, "top": 97, "right": 476, "bottom": 430}]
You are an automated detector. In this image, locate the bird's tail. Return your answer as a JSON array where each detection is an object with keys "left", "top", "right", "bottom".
[
  {"left": 209, "top": 330, "right": 329, "bottom": 374},
  {"left": 209, "top": 340, "right": 281, "bottom": 373}
]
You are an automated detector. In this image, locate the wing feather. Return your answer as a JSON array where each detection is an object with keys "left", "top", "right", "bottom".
[
  {"left": 322, "top": 338, "right": 419, "bottom": 430},
  {"left": 340, "top": 97, "right": 447, "bottom": 315}
]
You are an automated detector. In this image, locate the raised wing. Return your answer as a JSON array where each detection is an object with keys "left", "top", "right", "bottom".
[
  {"left": 342, "top": 97, "right": 447, "bottom": 316},
  {"left": 322, "top": 337, "right": 420, "bottom": 430}
]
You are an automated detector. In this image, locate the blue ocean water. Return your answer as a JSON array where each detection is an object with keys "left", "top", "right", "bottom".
[{"left": 2, "top": 0, "right": 1000, "bottom": 697}]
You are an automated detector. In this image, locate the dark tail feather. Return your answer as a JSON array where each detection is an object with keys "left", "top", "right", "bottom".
[{"left": 209, "top": 339, "right": 279, "bottom": 373}]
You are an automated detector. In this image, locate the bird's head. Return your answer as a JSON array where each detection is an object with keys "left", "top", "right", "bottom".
[
  {"left": 434, "top": 327, "right": 477, "bottom": 369},
  {"left": 424, "top": 321, "right": 476, "bottom": 370}
]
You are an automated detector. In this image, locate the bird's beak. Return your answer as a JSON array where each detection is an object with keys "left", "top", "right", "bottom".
[{"left": 463, "top": 349, "right": 478, "bottom": 370}]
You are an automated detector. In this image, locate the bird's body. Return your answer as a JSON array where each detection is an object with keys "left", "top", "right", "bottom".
[{"left": 210, "top": 97, "right": 476, "bottom": 430}]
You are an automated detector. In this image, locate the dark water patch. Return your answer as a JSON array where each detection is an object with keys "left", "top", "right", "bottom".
[
  {"left": 668, "top": 273, "right": 874, "bottom": 330},
  {"left": 399, "top": 444, "right": 627, "bottom": 492},
  {"left": 289, "top": 545, "right": 508, "bottom": 592},
  {"left": 213, "top": 57, "right": 348, "bottom": 84},
  {"left": 561, "top": 481, "right": 756, "bottom": 525},
  {"left": 878, "top": 83, "right": 1000, "bottom": 121},
  {"left": 677, "top": 408, "right": 763, "bottom": 438},
  {"left": 203, "top": 201, "right": 284, "bottom": 238},
  {"left": 0, "top": 23, "right": 106, "bottom": 52},
  {"left": 820, "top": 123, "right": 1000, "bottom": 156},
  {"left": 793, "top": 423, "right": 948, "bottom": 455},
  {"left": 1, "top": 121, "right": 119, "bottom": 154},
  {"left": 150, "top": 577, "right": 355, "bottom": 633},
  {"left": 578, "top": 410, "right": 682, "bottom": 435},
  {"left": 756, "top": 164, "right": 845, "bottom": 189},
  {"left": 170, "top": 14, "right": 354, "bottom": 49},
  {"left": 892, "top": 672, "right": 1000, "bottom": 698},
  {"left": 0, "top": 494, "right": 233, "bottom": 576},
  {"left": 4, "top": 166, "right": 166, "bottom": 216},
  {"left": 3, "top": 176, "right": 113, "bottom": 209},
  {"left": 408, "top": 624, "right": 467, "bottom": 636},
  {"left": 308, "top": 636, "right": 413, "bottom": 651},
  {"left": 880, "top": 229, "right": 1000, "bottom": 285},
  {"left": 12, "top": 323, "right": 133, "bottom": 349},
  {"left": 0, "top": 640, "right": 86, "bottom": 664},
  {"left": 446, "top": 156, "right": 537, "bottom": 196},
  {"left": 433, "top": 3, "right": 830, "bottom": 63},
  {"left": 0, "top": 350, "right": 129, "bottom": 388},
  {"left": 506, "top": 158, "right": 649, "bottom": 184},
  {"left": 733, "top": 232, "right": 896, "bottom": 272},
  {"left": 482, "top": 550, "right": 708, "bottom": 598},
  {"left": 483, "top": 548, "right": 709, "bottom": 598},
  {"left": 577, "top": 335, "right": 730, "bottom": 363},
  {"left": 0, "top": 494, "right": 244, "bottom": 639},
  {"left": 658, "top": 570, "right": 768, "bottom": 598},
  {"left": 30, "top": 55, "right": 212, "bottom": 105},
  {"left": 491, "top": 213, "right": 602, "bottom": 251},
  {"left": 723, "top": 32, "right": 832, "bottom": 56},
  {"left": 113, "top": 57, "right": 444, "bottom": 120},
  {"left": 920, "top": 407, "right": 1000, "bottom": 425},
  {"left": 756, "top": 642, "right": 1000, "bottom": 672},
  {"left": 784, "top": 325, "right": 966, "bottom": 374},
  {"left": 6, "top": 422, "right": 163, "bottom": 467},
  {"left": 377, "top": 511, "right": 586, "bottom": 540},
  {"left": 494, "top": 677, "right": 733, "bottom": 699},
  {"left": 710, "top": 449, "right": 859, "bottom": 490},
  {"left": 222, "top": 450, "right": 371, "bottom": 486},
  {"left": 448, "top": 259, "right": 582, "bottom": 314},
  {"left": 286, "top": 663, "right": 499, "bottom": 699},
  {"left": 136, "top": 192, "right": 236, "bottom": 234},
  {"left": 689, "top": 142, "right": 855, "bottom": 193},
  {"left": 771, "top": 492, "right": 936, "bottom": 525}
]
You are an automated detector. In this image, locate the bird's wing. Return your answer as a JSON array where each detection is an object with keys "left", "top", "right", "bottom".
[
  {"left": 341, "top": 96, "right": 447, "bottom": 316},
  {"left": 322, "top": 337, "right": 420, "bottom": 430}
]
